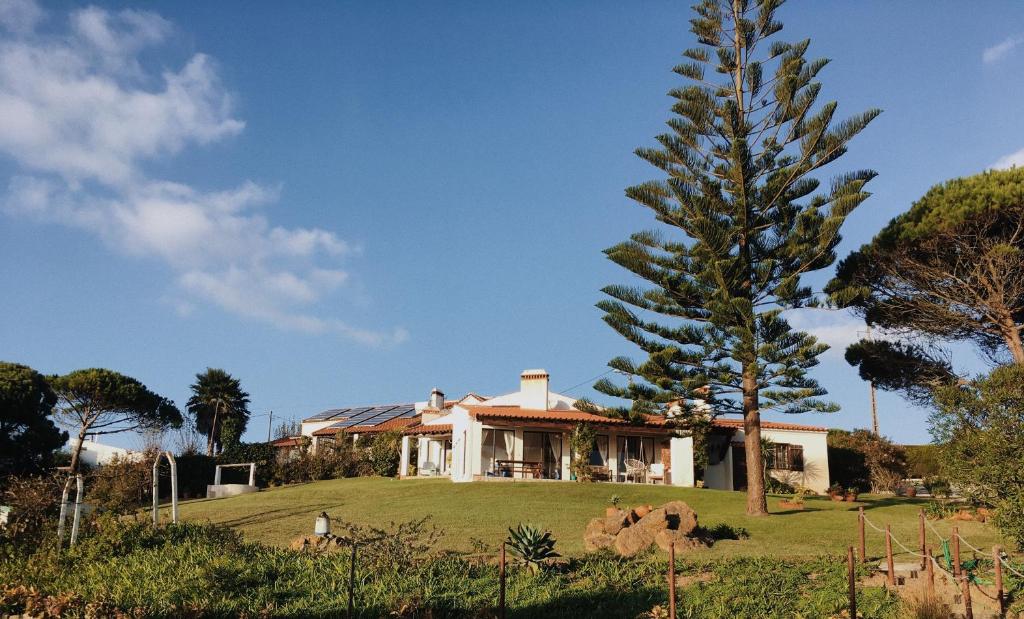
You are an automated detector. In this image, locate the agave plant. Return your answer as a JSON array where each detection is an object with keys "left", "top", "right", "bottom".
[{"left": 505, "top": 523, "right": 560, "bottom": 575}]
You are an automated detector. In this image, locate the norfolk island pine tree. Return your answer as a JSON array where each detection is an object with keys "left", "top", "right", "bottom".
[{"left": 592, "top": 0, "right": 879, "bottom": 515}]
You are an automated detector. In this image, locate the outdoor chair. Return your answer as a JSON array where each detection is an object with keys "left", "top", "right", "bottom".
[
  {"left": 647, "top": 463, "right": 664, "bottom": 484},
  {"left": 624, "top": 459, "right": 647, "bottom": 483},
  {"left": 421, "top": 461, "right": 438, "bottom": 476}
]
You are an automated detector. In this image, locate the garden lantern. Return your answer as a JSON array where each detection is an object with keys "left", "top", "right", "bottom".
[{"left": 314, "top": 511, "right": 331, "bottom": 537}]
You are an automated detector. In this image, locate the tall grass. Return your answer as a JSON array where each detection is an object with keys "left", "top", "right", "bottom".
[{"left": 0, "top": 519, "right": 903, "bottom": 618}]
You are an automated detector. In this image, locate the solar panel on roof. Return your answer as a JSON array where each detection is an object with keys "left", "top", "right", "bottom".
[{"left": 306, "top": 402, "right": 418, "bottom": 425}]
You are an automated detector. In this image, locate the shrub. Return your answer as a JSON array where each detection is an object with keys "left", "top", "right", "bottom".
[
  {"left": 931, "top": 365, "right": 1024, "bottom": 548},
  {"left": 506, "top": 523, "right": 560, "bottom": 575},
  {"left": 569, "top": 423, "right": 596, "bottom": 482},
  {"left": 364, "top": 431, "right": 401, "bottom": 477},
  {"left": 827, "top": 429, "right": 907, "bottom": 493},
  {"left": 905, "top": 444, "right": 941, "bottom": 478},
  {"left": 0, "top": 474, "right": 63, "bottom": 550},
  {"left": 87, "top": 452, "right": 153, "bottom": 516}
]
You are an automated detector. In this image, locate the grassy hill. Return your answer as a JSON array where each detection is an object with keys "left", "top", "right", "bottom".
[{"left": 167, "top": 477, "right": 1005, "bottom": 557}]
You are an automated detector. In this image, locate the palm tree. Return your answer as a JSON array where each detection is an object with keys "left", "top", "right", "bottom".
[{"left": 187, "top": 368, "right": 250, "bottom": 456}]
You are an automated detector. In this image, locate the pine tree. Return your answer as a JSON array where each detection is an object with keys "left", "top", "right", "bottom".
[{"left": 595, "top": 0, "right": 878, "bottom": 515}]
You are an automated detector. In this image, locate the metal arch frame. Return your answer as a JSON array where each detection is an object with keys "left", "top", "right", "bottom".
[
  {"left": 152, "top": 451, "right": 179, "bottom": 526},
  {"left": 213, "top": 462, "right": 256, "bottom": 486},
  {"left": 56, "top": 473, "right": 84, "bottom": 549}
]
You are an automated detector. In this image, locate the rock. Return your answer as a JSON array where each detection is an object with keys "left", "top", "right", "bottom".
[
  {"left": 289, "top": 535, "right": 342, "bottom": 553},
  {"left": 604, "top": 510, "right": 629, "bottom": 535},
  {"left": 655, "top": 529, "right": 708, "bottom": 552},
  {"left": 587, "top": 518, "right": 606, "bottom": 537},
  {"left": 662, "top": 501, "right": 698, "bottom": 535},
  {"left": 584, "top": 532, "right": 616, "bottom": 551},
  {"left": 633, "top": 504, "right": 652, "bottom": 520},
  {"left": 614, "top": 508, "right": 669, "bottom": 557}
]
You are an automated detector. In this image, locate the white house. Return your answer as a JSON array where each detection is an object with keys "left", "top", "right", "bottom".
[
  {"left": 67, "top": 438, "right": 144, "bottom": 467},
  {"left": 299, "top": 369, "right": 830, "bottom": 493}
]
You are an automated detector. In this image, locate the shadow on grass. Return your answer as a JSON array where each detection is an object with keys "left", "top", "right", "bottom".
[
  {"left": 507, "top": 587, "right": 665, "bottom": 619},
  {"left": 857, "top": 496, "right": 930, "bottom": 511},
  {"left": 216, "top": 502, "right": 346, "bottom": 528}
]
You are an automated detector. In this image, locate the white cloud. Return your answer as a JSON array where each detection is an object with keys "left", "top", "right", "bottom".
[
  {"left": 784, "top": 308, "right": 866, "bottom": 359},
  {"left": 993, "top": 147, "right": 1024, "bottom": 170},
  {"left": 983, "top": 34, "right": 1024, "bottom": 64},
  {"left": 0, "top": 0, "right": 44, "bottom": 35},
  {"left": 0, "top": 1, "right": 403, "bottom": 346}
]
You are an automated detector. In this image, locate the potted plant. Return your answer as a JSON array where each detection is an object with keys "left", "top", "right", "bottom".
[
  {"left": 607, "top": 495, "right": 622, "bottom": 517},
  {"left": 828, "top": 483, "right": 845, "bottom": 502},
  {"left": 779, "top": 487, "right": 806, "bottom": 510},
  {"left": 844, "top": 487, "right": 860, "bottom": 502}
]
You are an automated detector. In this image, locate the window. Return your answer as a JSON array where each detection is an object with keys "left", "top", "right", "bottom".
[
  {"left": 589, "top": 435, "right": 609, "bottom": 466},
  {"left": 767, "top": 443, "right": 804, "bottom": 471},
  {"left": 523, "top": 431, "right": 563, "bottom": 479},
  {"left": 481, "top": 429, "right": 515, "bottom": 473}
]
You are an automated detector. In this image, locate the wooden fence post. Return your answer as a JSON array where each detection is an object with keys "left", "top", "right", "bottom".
[
  {"left": 669, "top": 540, "right": 676, "bottom": 618},
  {"left": 847, "top": 546, "right": 857, "bottom": 619},
  {"left": 858, "top": 506, "right": 866, "bottom": 563},
  {"left": 952, "top": 526, "right": 961, "bottom": 577},
  {"left": 926, "top": 547, "right": 935, "bottom": 601},
  {"left": 994, "top": 545, "right": 1004, "bottom": 617},
  {"left": 885, "top": 525, "right": 895, "bottom": 587},
  {"left": 918, "top": 509, "right": 927, "bottom": 571},
  {"left": 961, "top": 574, "right": 974, "bottom": 619},
  {"left": 499, "top": 542, "right": 506, "bottom": 619},
  {"left": 348, "top": 544, "right": 357, "bottom": 619}
]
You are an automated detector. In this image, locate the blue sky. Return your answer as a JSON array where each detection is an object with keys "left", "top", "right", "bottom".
[{"left": 1, "top": 0, "right": 1022, "bottom": 448}]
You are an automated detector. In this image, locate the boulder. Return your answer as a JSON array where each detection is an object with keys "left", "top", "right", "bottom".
[
  {"left": 584, "top": 532, "right": 617, "bottom": 551},
  {"left": 604, "top": 510, "right": 629, "bottom": 535},
  {"left": 662, "top": 501, "right": 698, "bottom": 535},
  {"left": 586, "top": 518, "right": 606, "bottom": 537},
  {"left": 655, "top": 529, "right": 708, "bottom": 552},
  {"left": 614, "top": 508, "right": 669, "bottom": 557}
]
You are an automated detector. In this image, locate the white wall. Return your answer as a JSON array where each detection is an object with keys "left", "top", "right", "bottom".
[
  {"left": 762, "top": 428, "right": 830, "bottom": 494},
  {"left": 700, "top": 429, "right": 829, "bottom": 493}
]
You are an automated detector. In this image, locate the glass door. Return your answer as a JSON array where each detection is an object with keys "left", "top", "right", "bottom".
[{"left": 523, "top": 431, "right": 562, "bottom": 479}]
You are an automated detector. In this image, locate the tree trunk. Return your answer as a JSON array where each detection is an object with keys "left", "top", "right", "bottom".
[
  {"left": 206, "top": 402, "right": 220, "bottom": 457},
  {"left": 69, "top": 425, "right": 89, "bottom": 473},
  {"left": 1001, "top": 317, "right": 1024, "bottom": 364},
  {"left": 742, "top": 367, "right": 768, "bottom": 516}
]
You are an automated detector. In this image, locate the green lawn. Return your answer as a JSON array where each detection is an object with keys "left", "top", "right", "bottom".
[{"left": 169, "top": 477, "right": 1007, "bottom": 558}]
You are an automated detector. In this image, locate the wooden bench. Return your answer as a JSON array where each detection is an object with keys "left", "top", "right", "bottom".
[{"left": 495, "top": 460, "right": 543, "bottom": 479}]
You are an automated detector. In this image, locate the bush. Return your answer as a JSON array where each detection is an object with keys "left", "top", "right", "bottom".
[
  {"left": 827, "top": 429, "right": 907, "bottom": 493},
  {"left": 931, "top": 365, "right": 1024, "bottom": 549},
  {"left": 273, "top": 441, "right": 360, "bottom": 484},
  {"left": 364, "top": 431, "right": 401, "bottom": 477},
  {"left": 905, "top": 444, "right": 941, "bottom": 478},
  {"left": 0, "top": 474, "right": 63, "bottom": 550},
  {"left": 87, "top": 452, "right": 153, "bottom": 516},
  {"left": 569, "top": 423, "right": 596, "bottom": 482}
]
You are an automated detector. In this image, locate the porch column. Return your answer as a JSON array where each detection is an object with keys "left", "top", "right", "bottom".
[
  {"left": 561, "top": 432, "right": 571, "bottom": 480},
  {"left": 607, "top": 432, "right": 618, "bottom": 482},
  {"left": 399, "top": 435, "right": 411, "bottom": 477},
  {"left": 670, "top": 437, "right": 694, "bottom": 487}
]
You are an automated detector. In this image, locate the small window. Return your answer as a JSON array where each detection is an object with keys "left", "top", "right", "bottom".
[{"left": 768, "top": 443, "right": 804, "bottom": 472}]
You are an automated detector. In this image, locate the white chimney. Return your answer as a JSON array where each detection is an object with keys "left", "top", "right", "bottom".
[
  {"left": 520, "top": 369, "right": 549, "bottom": 410},
  {"left": 428, "top": 387, "right": 445, "bottom": 410}
]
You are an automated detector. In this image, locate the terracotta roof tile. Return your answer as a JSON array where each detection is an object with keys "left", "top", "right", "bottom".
[
  {"left": 464, "top": 405, "right": 637, "bottom": 426},
  {"left": 402, "top": 423, "right": 452, "bottom": 436},
  {"left": 711, "top": 418, "right": 827, "bottom": 433}
]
